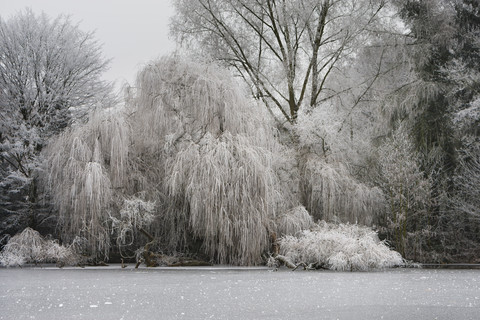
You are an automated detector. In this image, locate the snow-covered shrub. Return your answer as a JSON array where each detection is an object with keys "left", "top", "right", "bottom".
[
  {"left": 44, "top": 240, "right": 81, "bottom": 267},
  {"left": 0, "top": 228, "right": 79, "bottom": 267},
  {"left": 0, "top": 227, "right": 45, "bottom": 266},
  {"left": 278, "top": 221, "right": 404, "bottom": 271}
]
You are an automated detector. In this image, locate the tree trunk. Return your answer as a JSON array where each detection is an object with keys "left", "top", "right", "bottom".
[{"left": 135, "top": 228, "right": 159, "bottom": 268}]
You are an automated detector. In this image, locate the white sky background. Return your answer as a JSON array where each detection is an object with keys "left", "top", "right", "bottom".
[{"left": 0, "top": 0, "right": 176, "bottom": 91}]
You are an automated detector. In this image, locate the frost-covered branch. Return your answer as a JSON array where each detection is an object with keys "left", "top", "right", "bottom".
[
  {"left": 0, "top": 228, "right": 81, "bottom": 267},
  {"left": 277, "top": 221, "right": 404, "bottom": 271},
  {"left": 172, "top": 0, "right": 390, "bottom": 121}
]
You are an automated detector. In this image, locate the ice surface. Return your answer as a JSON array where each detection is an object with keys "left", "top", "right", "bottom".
[{"left": 0, "top": 266, "right": 479, "bottom": 319}]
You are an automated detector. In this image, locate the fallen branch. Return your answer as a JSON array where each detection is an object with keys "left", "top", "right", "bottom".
[
  {"left": 135, "top": 228, "right": 159, "bottom": 268},
  {"left": 269, "top": 232, "right": 314, "bottom": 271},
  {"left": 275, "top": 254, "right": 297, "bottom": 269},
  {"left": 269, "top": 254, "right": 316, "bottom": 271}
]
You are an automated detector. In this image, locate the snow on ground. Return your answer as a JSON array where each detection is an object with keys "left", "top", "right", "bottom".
[{"left": 1, "top": 266, "right": 479, "bottom": 319}]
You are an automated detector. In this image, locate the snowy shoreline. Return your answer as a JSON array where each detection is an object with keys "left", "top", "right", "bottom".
[{"left": 4, "top": 263, "right": 480, "bottom": 271}]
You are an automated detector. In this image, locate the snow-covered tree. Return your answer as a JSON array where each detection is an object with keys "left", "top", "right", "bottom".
[
  {"left": 378, "top": 126, "right": 432, "bottom": 260},
  {"left": 294, "top": 99, "right": 388, "bottom": 225},
  {"left": 454, "top": 147, "right": 480, "bottom": 215},
  {"left": 46, "top": 107, "right": 127, "bottom": 260},
  {"left": 172, "top": 0, "right": 417, "bottom": 231},
  {"left": 0, "top": 9, "right": 113, "bottom": 242},
  {"left": 384, "top": 0, "right": 480, "bottom": 262},
  {"left": 47, "top": 56, "right": 298, "bottom": 265},
  {"left": 171, "top": 0, "right": 391, "bottom": 123}
]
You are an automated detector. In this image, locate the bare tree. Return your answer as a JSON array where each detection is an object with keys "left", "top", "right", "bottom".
[{"left": 172, "top": 0, "right": 388, "bottom": 123}]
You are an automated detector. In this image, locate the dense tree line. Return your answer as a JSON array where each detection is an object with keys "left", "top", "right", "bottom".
[{"left": 1, "top": 1, "right": 479, "bottom": 266}]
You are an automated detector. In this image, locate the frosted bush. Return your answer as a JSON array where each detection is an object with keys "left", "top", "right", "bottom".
[
  {"left": 278, "top": 221, "right": 404, "bottom": 271},
  {"left": 44, "top": 240, "right": 81, "bottom": 266},
  {"left": 0, "top": 248, "right": 26, "bottom": 267},
  {"left": 0, "top": 228, "right": 80, "bottom": 267},
  {"left": 0, "top": 228, "right": 45, "bottom": 266}
]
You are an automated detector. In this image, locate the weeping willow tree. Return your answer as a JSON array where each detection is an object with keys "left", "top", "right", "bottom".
[
  {"left": 46, "top": 56, "right": 296, "bottom": 265},
  {"left": 300, "top": 156, "right": 386, "bottom": 225},
  {"left": 127, "top": 56, "right": 295, "bottom": 265},
  {"left": 46, "top": 108, "right": 129, "bottom": 260}
]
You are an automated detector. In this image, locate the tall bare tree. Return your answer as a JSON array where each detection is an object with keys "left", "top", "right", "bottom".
[{"left": 172, "top": 0, "right": 388, "bottom": 123}]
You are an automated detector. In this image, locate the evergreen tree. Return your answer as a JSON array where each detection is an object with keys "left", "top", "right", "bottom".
[{"left": 393, "top": 0, "right": 480, "bottom": 261}]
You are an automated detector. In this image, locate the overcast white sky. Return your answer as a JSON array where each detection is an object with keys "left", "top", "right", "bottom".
[{"left": 0, "top": 0, "right": 176, "bottom": 90}]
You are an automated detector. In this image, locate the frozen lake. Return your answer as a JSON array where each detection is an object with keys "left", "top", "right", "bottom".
[{"left": 1, "top": 266, "right": 479, "bottom": 319}]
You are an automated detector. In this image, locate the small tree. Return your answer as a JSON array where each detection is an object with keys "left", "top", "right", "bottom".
[{"left": 110, "top": 197, "right": 156, "bottom": 265}]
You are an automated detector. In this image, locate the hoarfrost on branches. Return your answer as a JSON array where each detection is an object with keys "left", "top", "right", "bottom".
[
  {"left": 294, "top": 99, "right": 387, "bottom": 226},
  {"left": 128, "top": 56, "right": 292, "bottom": 265},
  {"left": 453, "top": 147, "right": 480, "bottom": 219},
  {"left": 0, "top": 227, "right": 80, "bottom": 267},
  {"left": 46, "top": 108, "right": 127, "bottom": 260},
  {"left": 111, "top": 197, "right": 155, "bottom": 248},
  {"left": 378, "top": 126, "right": 431, "bottom": 259},
  {"left": 301, "top": 155, "right": 386, "bottom": 225},
  {"left": 278, "top": 221, "right": 404, "bottom": 271},
  {"left": 172, "top": 0, "right": 394, "bottom": 122},
  {"left": 0, "top": 8, "right": 114, "bottom": 242},
  {"left": 0, "top": 9, "right": 113, "bottom": 176},
  {"left": 46, "top": 56, "right": 299, "bottom": 265},
  {"left": 276, "top": 206, "right": 314, "bottom": 237}
]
